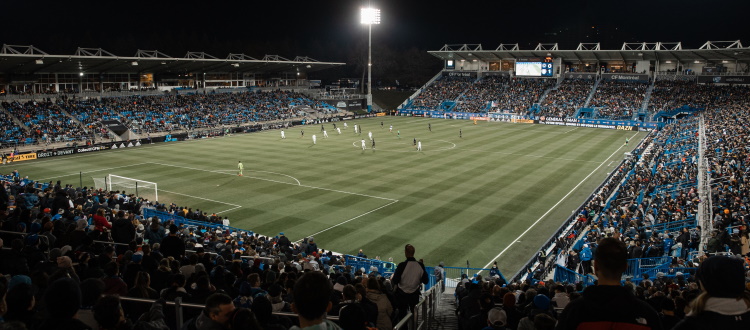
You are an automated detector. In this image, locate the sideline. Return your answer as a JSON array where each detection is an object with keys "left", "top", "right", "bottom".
[{"left": 481, "top": 131, "right": 639, "bottom": 271}]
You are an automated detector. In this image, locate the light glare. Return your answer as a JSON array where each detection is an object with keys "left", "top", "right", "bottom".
[{"left": 361, "top": 8, "right": 381, "bottom": 25}]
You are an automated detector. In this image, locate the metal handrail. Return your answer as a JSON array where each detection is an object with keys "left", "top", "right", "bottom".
[{"left": 118, "top": 295, "right": 338, "bottom": 329}]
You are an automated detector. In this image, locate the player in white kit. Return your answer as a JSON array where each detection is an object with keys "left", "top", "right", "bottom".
[
  {"left": 312, "top": 134, "right": 317, "bottom": 145},
  {"left": 361, "top": 139, "right": 366, "bottom": 150},
  {"left": 368, "top": 131, "right": 373, "bottom": 141},
  {"left": 280, "top": 129, "right": 285, "bottom": 139},
  {"left": 417, "top": 140, "right": 422, "bottom": 151},
  {"left": 336, "top": 127, "right": 341, "bottom": 134},
  {"left": 323, "top": 130, "right": 328, "bottom": 138}
]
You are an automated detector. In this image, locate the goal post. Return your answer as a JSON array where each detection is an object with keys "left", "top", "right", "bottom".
[{"left": 93, "top": 174, "right": 159, "bottom": 202}]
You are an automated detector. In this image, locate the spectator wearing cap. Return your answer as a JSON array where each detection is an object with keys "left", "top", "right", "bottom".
[
  {"left": 123, "top": 252, "right": 144, "bottom": 288},
  {"left": 518, "top": 294, "right": 554, "bottom": 330},
  {"left": 673, "top": 256, "right": 750, "bottom": 329},
  {"left": 556, "top": 238, "right": 662, "bottom": 329},
  {"left": 484, "top": 307, "right": 509, "bottom": 330},
  {"left": 277, "top": 232, "right": 291, "bottom": 249},
  {"left": 37, "top": 278, "right": 91, "bottom": 330},
  {"left": 305, "top": 237, "right": 318, "bottom": 255}
]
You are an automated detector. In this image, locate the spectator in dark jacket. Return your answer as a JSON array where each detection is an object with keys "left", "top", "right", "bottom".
[
  {"left": 111, "top": 212, "right": 135, "bottom": 254},
  {"left": 160, "top": 224, "right": 185, "bottom": 259}
]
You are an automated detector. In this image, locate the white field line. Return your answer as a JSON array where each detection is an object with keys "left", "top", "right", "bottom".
[
  {"left": 35, "top": 162, "right": 151, "bottom": 182},
  {"left": 294, "top": 199, "right": 400, "bottom": 243},
  {"left": 149, "top": 162, "right": 397, "bottom": 202},
  {"left": 160, "top": 189, "right": 242, "bottom": 214},
  {"left": 564, "top": 127, "right": 579, "bottom": 133},
  {"left": 481, "top": 131, "right": 639, "bottom": 270},
  {"left": 215, "top": 169, "right": 301, "bottom": 186}
]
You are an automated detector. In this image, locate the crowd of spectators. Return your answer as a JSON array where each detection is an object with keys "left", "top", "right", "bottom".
[
  {"left": 492, "top": 78, "right": 555, "bottom": 113},
  {"left": 455, "top": 76, "right": 509, "bottom": 113},
  {"left": 589, "top": 80, "right": 650, "bottom": 120},
  {"left": 649, "top": 80, "right": 750, "bottom": 113},
  {"left": 538, "top": 79, "right": 595, "bottom": 118},
  {"left": 411, "top": 76, "right": 473, "bottom": 110},
  {"left": 455, "top": 248, "right": 749, "bottom": 330},
  {"left": 0, "top": 110, "right": 27, "bottom": 147},
  {"left": 1, "top": 90, "right": 338, "bottom": 148},
  {"left": 0, "top": 170, "right": 412, "bottom": 330},
  {"left": 2, "top": 100, "right": 95, "bottom": 146}
]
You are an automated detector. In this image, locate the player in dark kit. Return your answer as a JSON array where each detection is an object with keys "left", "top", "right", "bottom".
[{"left": 428, "top": 123, "right": 431, "bottom": 132}]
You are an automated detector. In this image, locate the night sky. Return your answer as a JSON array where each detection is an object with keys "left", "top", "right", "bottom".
[{"left": 2, "top": 0, "right": 749, "bottom": 84}]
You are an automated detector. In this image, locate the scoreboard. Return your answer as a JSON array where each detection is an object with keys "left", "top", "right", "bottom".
[{"left": 515, "top": 57, "right": 554, "bottom": 77}]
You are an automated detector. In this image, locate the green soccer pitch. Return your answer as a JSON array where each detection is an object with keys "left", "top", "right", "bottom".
[{"left": 11, "top": 117, "right": 647, "bottom": 277}]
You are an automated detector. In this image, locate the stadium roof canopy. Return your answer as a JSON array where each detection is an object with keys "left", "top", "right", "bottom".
[
  {"left": 429, "top": 40, "right": 750, "bottom": 64},
  {"left": 0, "top": 44, "right": 345, "bottom": 75}
]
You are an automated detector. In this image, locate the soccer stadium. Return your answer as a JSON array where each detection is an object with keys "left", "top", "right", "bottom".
[{"left": 2, "top": 5, "right": 750, "bottom": 330}]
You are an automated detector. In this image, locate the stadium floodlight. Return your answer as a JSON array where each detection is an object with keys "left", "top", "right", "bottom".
[
  {"left": 361, "top": 7, "right": 380, "bottom": 113},
  {"left": 360, "top": 7, "right": 381, "bottom": 25}
]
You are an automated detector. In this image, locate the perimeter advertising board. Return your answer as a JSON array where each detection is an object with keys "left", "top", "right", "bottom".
[{"left": 697, "top": 76, "right": 750, "bottom": 84}]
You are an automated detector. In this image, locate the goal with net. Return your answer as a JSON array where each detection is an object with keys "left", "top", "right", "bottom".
[{"left": 93, "top": 174, "right": 158, "bottom": 202}]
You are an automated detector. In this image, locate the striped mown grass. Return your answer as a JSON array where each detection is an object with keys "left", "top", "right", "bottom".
[{"left": 13, "top": 117, "right": 646, "bottom": 276}]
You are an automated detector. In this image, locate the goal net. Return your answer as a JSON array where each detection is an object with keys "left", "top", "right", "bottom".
[{"left": 93, "top": 174, "right": 158, "bottom": 203}]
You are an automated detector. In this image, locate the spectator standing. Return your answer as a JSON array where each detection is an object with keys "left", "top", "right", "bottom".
[
  {"left": 392, "top": 244, "right": 429, "bottom": 320},
  {"left": 160, "top": 224, "right": 185, "bottom": 259}
]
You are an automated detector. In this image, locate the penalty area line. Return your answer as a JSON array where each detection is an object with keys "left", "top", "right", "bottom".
[
  {"left": 294, "top": 199, "right": 400, "bottom": 243},
  {"left": 149, "top": 162, "right": 397, "bottom": 202},
  {"left": 159, "top": 189, "right": 242, "bottom": 214}
]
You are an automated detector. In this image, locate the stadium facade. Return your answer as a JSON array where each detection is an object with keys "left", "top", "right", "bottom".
[{"left": 0, "top": 44, "right": 344, "bottom": 94}]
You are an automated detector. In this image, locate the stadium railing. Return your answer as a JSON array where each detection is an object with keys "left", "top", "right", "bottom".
[
  {"left": 624, "top": 256, "right": 673, "bottom": 277},
  {"left": 118, "top": 296, "right": 338, "bottom": 329},
  {"left": 393, "top": 284, "right": 442, "bottom": 330},
  {"left": 552, "top": 265, "right": 596, "bottom": 287},
  {"left": 427, "top": 266, "right": 507, "bottom": 291},
  {"left": 341, "top": 255, "right": 397, "bottom": 278}
]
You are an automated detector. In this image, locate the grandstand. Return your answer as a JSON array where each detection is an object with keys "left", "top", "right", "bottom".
[{"left": 1, "top": 39, "right": 750, "bottom": 330}]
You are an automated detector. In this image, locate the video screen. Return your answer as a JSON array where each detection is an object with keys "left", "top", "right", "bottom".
[{"left": 515, "top": 62, "right": 553, "bottom": 77}]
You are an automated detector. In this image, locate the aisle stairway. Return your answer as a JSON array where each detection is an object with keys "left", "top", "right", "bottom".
[{"left": 428, "top": 288, "right": 459, "bottom": 330}]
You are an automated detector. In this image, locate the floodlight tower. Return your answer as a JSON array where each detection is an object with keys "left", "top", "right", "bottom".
[{"left": 361, "top": 7, "right": 380, "bottom": 113}]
